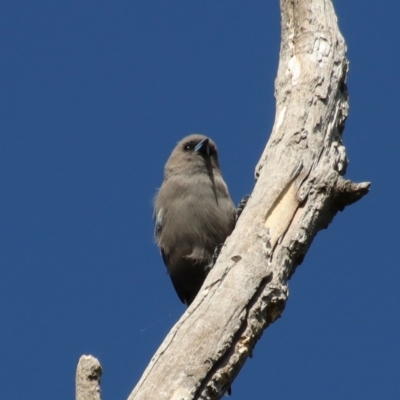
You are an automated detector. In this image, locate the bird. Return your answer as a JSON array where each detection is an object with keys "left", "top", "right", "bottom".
[{"left": 154, "top": 134, "right": 236, "bottom": 306}]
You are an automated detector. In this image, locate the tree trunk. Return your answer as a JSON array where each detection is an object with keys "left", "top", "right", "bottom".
[{"left": 76, "top": 1, "right": 370, "bottom": 399}]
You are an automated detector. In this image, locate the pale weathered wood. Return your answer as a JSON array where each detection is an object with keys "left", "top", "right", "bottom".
[
  {"left": 126, "top": 1, "right": 369, "bottom": 399},
  {"left": 76, "top": 355, "right": 102, "bottom": 400},
  {"left": 77, "top": 1, "right": 370, "bottom": 399}
]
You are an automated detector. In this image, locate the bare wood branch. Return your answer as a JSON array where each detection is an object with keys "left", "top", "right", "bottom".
[
  {"left": 126, "top": 1, "right": 369, "bottom": 399},
  {"left": 76, "top": 355, "right": 102, "bottom": 400},
  {"left": 76, "top": 1, "right": 370, "bottom": 399}
]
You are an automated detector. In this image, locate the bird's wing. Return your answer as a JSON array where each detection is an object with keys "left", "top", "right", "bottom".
[
  {"left": 169, "top": 272, "right": 186, "bottom": 305},
  {"left": 153, "top": 207, "right": 163, "bottom": 238}
]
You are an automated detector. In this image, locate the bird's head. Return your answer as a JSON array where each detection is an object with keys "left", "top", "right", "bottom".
[{"left": 164, "top": 134, "right": 221, "bottom": 179}]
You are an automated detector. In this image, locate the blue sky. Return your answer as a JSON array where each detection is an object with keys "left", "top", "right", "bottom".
[{"left": 1, "top": 1, "right": 399, "bottom": 399}]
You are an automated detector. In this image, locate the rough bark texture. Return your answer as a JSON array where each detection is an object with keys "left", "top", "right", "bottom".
[
  {"left": 76, "top": 355, "right": 102, "bottom": 400},
  {"left": 77, "top": 1, "right": 370, "bottom": 399}
]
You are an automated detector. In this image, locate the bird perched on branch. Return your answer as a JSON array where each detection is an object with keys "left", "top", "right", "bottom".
[{"left": 154, "top": 134, "right": 236, "bottom": 306}]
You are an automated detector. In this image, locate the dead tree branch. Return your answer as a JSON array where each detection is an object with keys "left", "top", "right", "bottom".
[
  {"left": 76, "top": 355, "right": 102, "bottom": 400},
  {"left": 76, "top": 1, "right": 370, "bottom": 399}
]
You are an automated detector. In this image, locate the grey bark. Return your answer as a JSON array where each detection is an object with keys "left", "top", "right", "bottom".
[{"left": 76, "top": 1, "right": 370, "bottom": 399}]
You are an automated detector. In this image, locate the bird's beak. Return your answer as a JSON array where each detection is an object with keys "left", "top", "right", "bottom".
[{"left": 194, "top": 138, "right": 210, "bottom": 156}]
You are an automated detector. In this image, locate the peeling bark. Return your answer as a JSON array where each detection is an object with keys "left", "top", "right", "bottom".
[{"left": 76, "top": 1, "right": 370, "bottom": 399}]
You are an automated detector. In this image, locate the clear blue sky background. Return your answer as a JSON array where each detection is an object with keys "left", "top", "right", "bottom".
[{"left": 1, "top": 1, "right": 398, "bottom": 399}]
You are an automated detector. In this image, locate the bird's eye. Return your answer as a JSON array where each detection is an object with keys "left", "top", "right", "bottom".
[{"left": 183, "top": 142, "right": 194, "bottom": 151}]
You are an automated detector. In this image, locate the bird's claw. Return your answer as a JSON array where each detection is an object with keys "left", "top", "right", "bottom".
[{"left": 235, "top": 194, "right": 250, "bottom": 222}]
